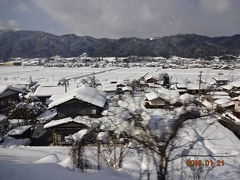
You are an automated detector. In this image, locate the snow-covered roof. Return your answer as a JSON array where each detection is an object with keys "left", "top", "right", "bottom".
[
  {"left": 145, "top": 75, "right": 158, "bottom": 81},
  {"left": 231, "top": 81, "right": 240, "bottom": 88},
  {"left": 176, "top": 83, "right": 187, "bottom": 89},
  {"left": 221, "top": 84, "right": 233, "bottom": 90},
  {"left": 34, "top": 86, "right": 66, "bottom": 97},
  {"left": 145, "top": 89, "right": 180, "bottom": 104},
  {"left": 233, "top": 90, "right": 240, "bottom": 94},
  {"left": 201, "top": 99, "right": 216, "bottom": 109},
  {"left": 145, "top": 92, "right": 159, "bottom": 101},
  {"left": 214, "top": 98, "right": 231, "bottom": 105},
  {"left": 232, "top": 96, "right": 240, "bottom": 101},
  {"left": 211, "top": 91, "right": 229, "bottom": 96},
  {"left": 157, "top": 89, "right": 180, "bottom": 104},
  {"left": 223, "top": 112, "right": 240, "bottom": 125},
  {"left": 38, "top": 81, "right": 59, "bottom": 87},
  {"left": 48, "top": 86, "right": 107, "bottom": 109},
  {"left": 214, "top": 98, "right": 234, "bottom": 108},
  {"left": 37, "top": 109, "right": 57, "bottom": 123},
  {"left": 221, "top": 101, "right": 235, "bottom": 108},
  {"left": 213, "top": 77, "right": 229, "bottom": 81},
  {"left": 7, "top": 125, "right": 31, "bottom": 136},
  {"left": 147, "top": 83, "right": 162, "bottom": 88},
  {"left": 213, "top": 95, "right": 231, "bottom": 100},
  {"left": 122, "top": 86, "right": 132, "bottom": 91},
  {"left": 99, "top": 84, "right": 116, "bottom": 92},
  {"left": 0, "top": 136, "right": 31, "bottom": 147},
  {"left": 0, "top": 85, "right": 25, "bottom": 96},
  {"left": 44, "top": 117, "right": 91, "bottom": 129},
  {"left": 179, "top": 93, "right": 195, "bottom": 104}
]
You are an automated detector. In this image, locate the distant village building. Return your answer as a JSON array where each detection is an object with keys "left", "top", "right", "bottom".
[
  {"left": 175, "top": 84, "right": 187, "bottom": 94},
  {"left": 221, "top": 84, "right": 233, "bottom": 93},
  {"left": 121, "top": 86, "right": 133, "bottom": 96},
  {"left": 145, "top": 91, "right": 167, "bottom": 108},
  {"left": 99, "top": 83, "right": 117, "bottom": 97},
  {"left": 145, "top": 76, "right": 158, "bottom": 84},
  {"left": 145, "top": 89, "right": 179, "bottom": 108},
  {"left": 213, "top": 77, "right": 229, "bottom": 86},
  {"left": 214, "top": 98, "right": 235, "bottom": 113},
  {"left": 186, "top": 83, "right": 208, "bottom": 95}
]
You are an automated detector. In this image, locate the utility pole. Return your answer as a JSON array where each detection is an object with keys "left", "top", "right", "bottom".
[
  {"left": 212, "top": 90, "right": 215, "bottom": 112},
  {"left": 62, "top": 79, "right": 68, "bottom": 93},
  {"left": 198, "top": 71, "right": 203, "bottom": 101}
]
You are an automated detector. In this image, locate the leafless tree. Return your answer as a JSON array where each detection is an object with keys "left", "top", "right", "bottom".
[{"left": 81, "top": 74, "right": 99, "bottom": 88}]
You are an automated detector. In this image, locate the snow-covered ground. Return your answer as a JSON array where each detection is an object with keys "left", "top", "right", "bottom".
[
  {"left": 0, "top": 146, "right": 133, "bottom": 180},
  {"left": 1, "top": 117, "right": 240, "bottom": 180},
  {"left": 1, "top": 66, "right": 240, "bottom": 86}
]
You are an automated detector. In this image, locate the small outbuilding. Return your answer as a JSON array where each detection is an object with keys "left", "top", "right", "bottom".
[{"left": 7, "top": 125, "right": 32, "bottom": 139}]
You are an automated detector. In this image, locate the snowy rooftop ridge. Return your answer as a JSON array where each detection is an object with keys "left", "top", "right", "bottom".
[
  {"left": 0, "top": 85, "right": 25, "bottom": 95},
  {"left": 48, "top": 86, "right": 107, "bottom": 109},
  {"left": 44, "top": 117, "right": 93, "bottom": 129},
  {"left": 7, "top": 125, "right": 32, "bottom": 136},
  {"left": 145, "top": 89, "right": 180, "bottom": 104},
  {"left": 37, "top": 109, "right": 57, "bottom": 123},
  {"left": 34, "top": 86, "right": 66, "bottom": 97}
]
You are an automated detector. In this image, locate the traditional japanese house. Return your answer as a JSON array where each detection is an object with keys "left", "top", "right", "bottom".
[
  {"left": 213, "top": 77, "right": 229, "bottom": 86},
  {"left": 145, "top": 76, "right": 158, "bottom": 84},
  {"left": 186, "top": 83, "right": 208, "bottom": 95},
  {"left": 122, "top": 86, "right": 133, "bottom": 96},
  {"left": 44, "top": 117, "right": 89, "bottom": 145},
  {"left": 145, "top": 89, "right": 179, "bottom": 108},
  {"left": 0, "top": 85, "right": 25, "bottom": 114},
  {"left": 145, "top": 91, "right": 167, "bottom": 108},
  {"left": 176, "top": 83, "right": 187, "bottom": 95},
  {"left": 48, "top": 86, "right": 107, "bottom": 118},
  {"left": 214, "top": 98, "right": 235, "bottom": 113}
]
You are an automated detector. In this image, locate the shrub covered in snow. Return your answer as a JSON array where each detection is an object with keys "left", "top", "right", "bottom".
[
  {"left": 102, "top": 97, "right": 201, "bottom": 180},
  {"left": 8, "top": 96, "right": 47, "bottom": 124}
]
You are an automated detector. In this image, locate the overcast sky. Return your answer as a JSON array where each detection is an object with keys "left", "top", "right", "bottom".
[{"left": 0, "top": 0, "right": 240, "bottom": 38}]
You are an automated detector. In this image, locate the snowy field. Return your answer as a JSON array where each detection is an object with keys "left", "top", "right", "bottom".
[{"left": 1, "top": 66, "right": 240, "bottom": 86}]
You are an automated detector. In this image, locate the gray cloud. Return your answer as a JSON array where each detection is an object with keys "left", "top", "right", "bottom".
[
  {"left": 1, "top": 0, "right": 240, "bottom": 38},
  {"left": 0, "top": 0, "right": 66, "bottom": 34}
]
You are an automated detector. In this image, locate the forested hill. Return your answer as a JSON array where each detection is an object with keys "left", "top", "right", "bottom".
[{"left": 0, "top": 30, "right": 240, "bottom": 60}]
